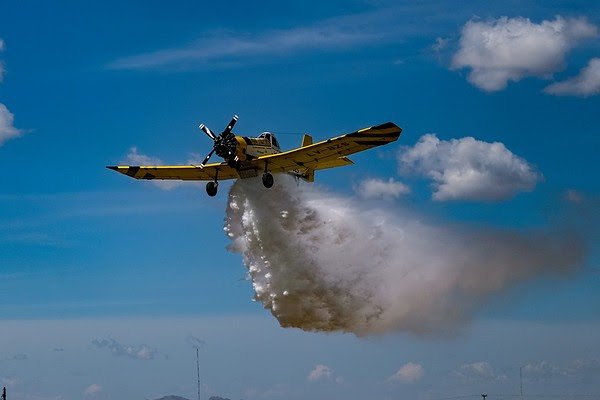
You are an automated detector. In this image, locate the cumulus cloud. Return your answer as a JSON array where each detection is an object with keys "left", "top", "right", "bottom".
[
  {"left": 354, "top": 178, "right": 410, "bottom": 200},
  {"left": 545, "top": 58, "right": 600, "bottom": 97},
  {"left": 84, "top": 384, "right": 102, "bottom": 396},
  {"left": 452, "top": 16, "right": 598, "bottom": 91},
  {"left": 224, "top": 176, "right": 584, "bottom": 335},
  {"left": 123, "top": 147, "right": 183, "bottom": 190},
  {"left": 399, "top": 134, "right": 541, "bottom": 201},
  {"left": 91, "top": 338, "right": 157, "bottom": 360},
  {"left": 307, "top": 364, "right": 334, "bottom": 382},
  {"left": 388, "top": 362, "right": 425, "bottom": 383},
  {"left": 0, "top": 103, "right": 24, "bottom": 146},
  {"left": 452, "top": 361, "right": 507, "bottom": 381}
]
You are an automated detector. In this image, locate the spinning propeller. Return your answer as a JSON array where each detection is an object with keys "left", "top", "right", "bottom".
[{"left": 198, "top": 115, "right": 239, "bottom": 166}]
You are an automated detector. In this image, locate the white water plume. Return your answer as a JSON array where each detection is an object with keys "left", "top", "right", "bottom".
[{"left": 224, "top": 176, "right": 584, "bottom": 335}]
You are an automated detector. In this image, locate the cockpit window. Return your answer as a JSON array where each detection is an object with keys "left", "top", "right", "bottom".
[
  {"left": 259, "top": 132, "right": 279, "bottom": 148},
  {"left": 271, "top": 135, "right": 280, "bottom": 148}
]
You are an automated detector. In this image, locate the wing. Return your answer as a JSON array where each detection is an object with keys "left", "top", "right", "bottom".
[
  {"left": 106, "top": 162, "right": 239, "bottom": 181},
  {"left": 257, "top": 122, "right": 402, "bottom": 173}
]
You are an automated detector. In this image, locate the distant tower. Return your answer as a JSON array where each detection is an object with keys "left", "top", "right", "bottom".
[
  {"left": 196, "top": 348, "right": 201, "bottom": 400},
  {"left": 2, "top": 386, "right": 6, "bottom": 400}
]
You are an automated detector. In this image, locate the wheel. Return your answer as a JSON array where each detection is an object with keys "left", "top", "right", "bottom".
[
  {"left": 206, "top": 181, "right": 218, "bottom": 197},
  {"left": 262, "top": 172, "right": 274, "bottom": 188}
]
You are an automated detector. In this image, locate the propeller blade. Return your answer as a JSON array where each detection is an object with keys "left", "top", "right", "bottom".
[
  {"left": 201, "top": 148, "right": 216, "bottom": 166},
  {"left": 221, "top": 115, "right": 239, "bottom": 137},
  {"left": 199, "top": 123, "right": 217, "bottom": 140}
]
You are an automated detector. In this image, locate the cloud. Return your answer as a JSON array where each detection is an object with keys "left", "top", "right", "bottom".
[
  {"left": 91, "top": 338, "right": 157, "bottom": 360},
  {"left": 108, "top": 10, "right": 406, "bottom": 70},
  {"left": 388, "top": 362, "right": 425, "bottom": 383},
  {"left": 545, "top": 58, "right": 600, "bottom": 97},
  {"left": 307, "top": 364, "right": 333, "bottom": 382},
  {"left": 452, "top": 361, "right": 507, "bottom": 381},
  {"left": 0, "top": 103, "right": 24, "bottom": 146},
  {"left": 523, "top": 359, "right": 600, "bottom": 381},
  {"left": 451, "top": 16, "right": 598, "bottom": 91},
  {"left": 564, "top": 189, "right": 585, "bottom": 204},
  {"left": 354, "top": 178, "right": 410, "bottom": 200},
  {"left": 84, "top": 384, "right": 102, "bottom": 396},
  {"left": 0, "top": 38, "right": 5, "bottom": 82},
  {"left": 122, "top": 147, "right": 183, "bottom": 190},
  {"left": 399, "top": 134, "right": 541, "bottom": 201},
  {"left": 224, "top": 176, "right": 584, "bottom": 335},
  {"left": 186, "top": 335, "right": 206, "bottom": 349},
  {"left": 432, "top": 37, "right": 450, "bottom": 53},
  {"left": 1, "top": 377, "right": 19, "bottom": 388}
]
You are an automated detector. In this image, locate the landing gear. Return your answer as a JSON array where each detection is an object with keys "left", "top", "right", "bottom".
[
  {"left": 262, "top": 172, "right": 274, "bottom": 188},
  {"left": 206, "top": 181, "right": 218, "bottom": 197}
]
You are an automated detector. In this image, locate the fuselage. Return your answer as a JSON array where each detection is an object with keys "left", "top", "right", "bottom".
[{"left": 232, "top": 132, "right": 281, "bottom": 162}]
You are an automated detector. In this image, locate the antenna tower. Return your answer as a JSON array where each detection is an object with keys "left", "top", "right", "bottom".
[{"left": 196, "top": 348, "right": 201, "bottom": 400}]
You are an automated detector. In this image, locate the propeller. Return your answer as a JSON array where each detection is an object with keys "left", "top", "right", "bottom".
[{"left": 198, "top": 115, "right": 239, "bottom": 167}]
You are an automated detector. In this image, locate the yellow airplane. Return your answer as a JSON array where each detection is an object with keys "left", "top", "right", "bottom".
[{"left": 107, "top": 116, "right": 402, "bottom": 197}]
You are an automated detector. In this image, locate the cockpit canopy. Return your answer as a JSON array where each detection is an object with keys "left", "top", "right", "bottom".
[{"left": 258, "top": 131, "right": 280, "bottom": 149}]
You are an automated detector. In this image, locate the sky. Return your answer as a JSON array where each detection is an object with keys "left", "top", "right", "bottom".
[{"left": 0, "top": 1, "right": 599, "bottom": 399}]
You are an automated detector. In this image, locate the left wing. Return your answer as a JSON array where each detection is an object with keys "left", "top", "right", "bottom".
[{"left": 106, "top": 162, "right": 239, "bottom": 181}]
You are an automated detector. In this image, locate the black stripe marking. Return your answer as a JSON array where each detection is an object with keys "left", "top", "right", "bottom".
[
  {"left": 346, "top": 132, "right": 400, "bottom": 138},
  {"left": 354, "top": 140, "right": 387, "bottom": 146},
  {"left": 126, "top": 166, "right": 140, "bottom": 177}
]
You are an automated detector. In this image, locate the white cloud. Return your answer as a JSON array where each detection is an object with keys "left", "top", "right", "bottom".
[
  {"left": 91, "top": 338, "right": 157, "bottom": 360},
  {"left": 1, "top": 376, "right": 19, "bottom": 388},
  {"left": 123, "top": 147, "right": 183, "bottom": 190},
  {"left": 453, "top": 361, "right": 507, "bottom": 381},
  {"left": 564, "top": 189, "right": 585, "bottom": 204},
  {"left": 432, "top": 37, "right": 450, "bottom": 53},
  {"left": 84, "top": 384, "right": 102, "bottom": 396},
  {"left": 307, "top": 364, "right": 333, "bottom": 382},
  {"left": 355, "top": 178, "right": 410, "bottom": 200},
  {"left": 399, "top": 134, "right": 541, "bottom": 201},
  {"left": 388, "top": 362, "right": 425, "bottom": 383},
  {"left": 108, "top": 10, "right": 405, "bottom": 70},
  {"left": 523, "top": 359, "right": 600, "bottom": 381},
  {"left": 545, "top": 57, "right": 600, "bottom": 97},
  {"left": 452, "top": 16, "right": 598, "bottom": 91},
  {"left": 0, "top": 103, "right": 24, "bottom": 146}
]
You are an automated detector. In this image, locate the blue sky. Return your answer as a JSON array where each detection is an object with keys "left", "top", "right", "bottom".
[{"left": 0, "top": 1, "right": 599, "bottom": 399}]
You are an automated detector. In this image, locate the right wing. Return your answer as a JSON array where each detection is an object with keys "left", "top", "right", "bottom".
[{"left": 256, "top": 122, "right": 402, "bottom": 173}]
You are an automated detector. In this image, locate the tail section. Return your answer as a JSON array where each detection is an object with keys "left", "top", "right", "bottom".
[{"left": 301, "top": 134, "right": 313, "bottom": 147}]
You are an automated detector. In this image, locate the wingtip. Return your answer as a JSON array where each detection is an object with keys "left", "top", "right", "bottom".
[{"left": 106, "top": 166, "right": 119, "bottom": 171}]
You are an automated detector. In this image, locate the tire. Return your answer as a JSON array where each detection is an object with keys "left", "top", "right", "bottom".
[
  {"left": 262, "top": 172, "right": 274, "bottom": 188},
  {"left": 206, "top": 181, "right": 218, "bottom": 197}
]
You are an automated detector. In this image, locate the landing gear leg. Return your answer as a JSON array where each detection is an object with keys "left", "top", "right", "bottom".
[{"left": 206, "top": 181, "right": 218, "bottom": 197}]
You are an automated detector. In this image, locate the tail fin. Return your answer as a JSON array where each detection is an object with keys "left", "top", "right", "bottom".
[{"left": 301, "top": 134, "right": 313, "bottom": 147}]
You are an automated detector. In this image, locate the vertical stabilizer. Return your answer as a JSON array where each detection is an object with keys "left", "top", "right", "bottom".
[{"left": 301, "top": 134, "right": 313, "bottom": 147}]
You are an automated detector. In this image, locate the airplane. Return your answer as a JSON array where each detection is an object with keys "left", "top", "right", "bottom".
[{"left": 107, "top": 115, "right": 402, "bottom": 197}]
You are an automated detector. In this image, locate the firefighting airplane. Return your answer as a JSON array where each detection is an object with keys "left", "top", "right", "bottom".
[{"left": 107, "top": 116, "right": 402, "bottom": 197}]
